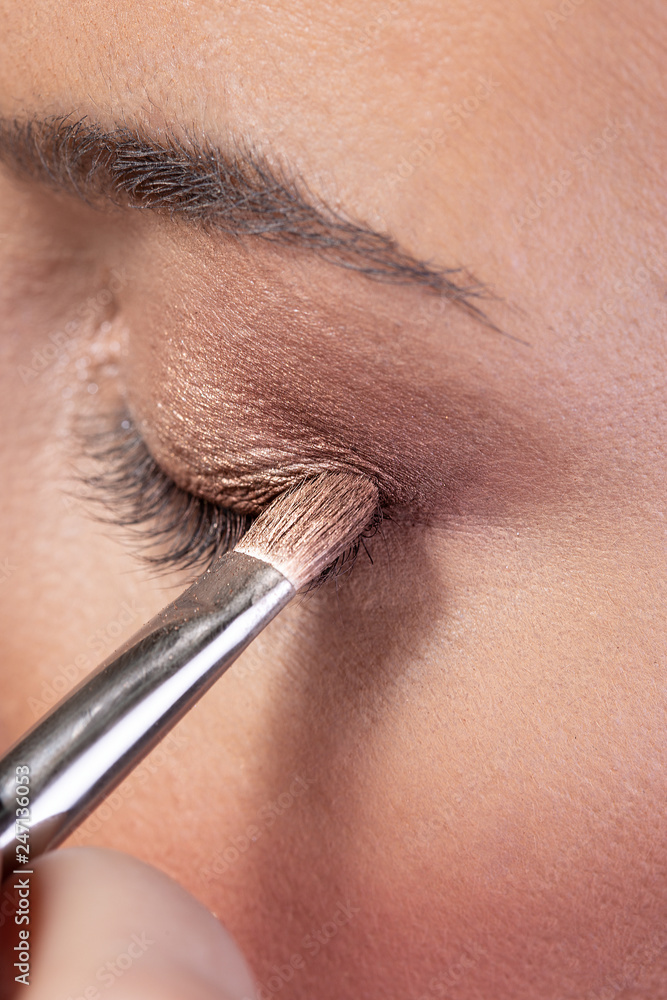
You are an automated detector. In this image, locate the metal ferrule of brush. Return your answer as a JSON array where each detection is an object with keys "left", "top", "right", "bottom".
[{"left": 0, "top": 551, "right": 294, "bottom": 881}]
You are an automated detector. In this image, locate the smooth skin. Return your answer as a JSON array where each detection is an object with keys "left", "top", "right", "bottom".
[{"left": 0, "top": 1, "right": 665, "bottom": 998}]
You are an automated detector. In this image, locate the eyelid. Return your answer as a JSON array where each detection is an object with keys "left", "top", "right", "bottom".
[{"left": 76, "top": 411, "right": 379, "bottom": 585}]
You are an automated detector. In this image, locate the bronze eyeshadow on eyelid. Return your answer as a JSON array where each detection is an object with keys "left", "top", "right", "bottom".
[{"left": 123, "top": 237, "right": 575, "bottom": 526}]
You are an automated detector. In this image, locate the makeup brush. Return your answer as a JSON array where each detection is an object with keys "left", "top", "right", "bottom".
[{"left": 0, "top": 472, "right": 378, "bottom": 880}]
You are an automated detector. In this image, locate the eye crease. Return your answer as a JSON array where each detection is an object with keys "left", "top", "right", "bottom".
[{"left": 122, "top": 233, "right": 570, "bottom": 538}]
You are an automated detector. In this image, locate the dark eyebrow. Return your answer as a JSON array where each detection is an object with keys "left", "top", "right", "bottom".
[{"left": 0, "top": 113, "right": 492, "bottom": 321}]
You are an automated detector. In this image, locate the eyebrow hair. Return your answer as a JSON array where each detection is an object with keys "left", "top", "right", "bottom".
[{"left": 0, "top": 113, "right": 492, "bottom": 321}]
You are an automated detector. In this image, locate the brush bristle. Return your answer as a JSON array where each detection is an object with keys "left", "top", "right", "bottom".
[{"left": 235, "top": 472, "right": 379, "bottom": 588}]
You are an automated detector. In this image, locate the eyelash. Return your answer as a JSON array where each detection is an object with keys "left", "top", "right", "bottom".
[
  {"left": 78, "top": 414, "right": 252, "bottom": 576},
  {"left": 77, "top": 412, "right": 382, "bottom": 582}
]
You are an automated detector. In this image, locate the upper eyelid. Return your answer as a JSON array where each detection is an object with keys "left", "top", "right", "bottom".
[
  {"left": 76, "top": 411, "right": 377, "bottom": 586},
  {"left": 76, "top": 411, "right": 251, "bottom": 576}
]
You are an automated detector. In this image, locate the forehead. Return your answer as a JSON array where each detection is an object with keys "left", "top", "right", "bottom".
[
  {"left": 0, "top": 1, "right": 522, "bottom": 231},
  {"left": 0, "top": 1, "right": 491, "bottom": 114}
]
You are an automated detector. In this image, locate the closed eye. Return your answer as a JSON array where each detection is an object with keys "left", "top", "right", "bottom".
[{"left": 76, "top": 410, "right": 381, "bottom": 583}]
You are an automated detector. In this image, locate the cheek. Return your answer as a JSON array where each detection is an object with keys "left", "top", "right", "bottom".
[
  {"left": 214, "top": 528, "right": 666, "bottom": 995},
  {"left": 75, "top": 524, "right": 667, "bottom": 999}
]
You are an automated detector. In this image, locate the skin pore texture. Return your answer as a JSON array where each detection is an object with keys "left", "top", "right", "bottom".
[{"left": 0, "top": 1, "right": 665, "bottom": 998}]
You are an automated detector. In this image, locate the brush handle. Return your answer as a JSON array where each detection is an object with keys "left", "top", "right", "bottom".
[{"left": 0, "top": 552, "right": 294, "bottom": 882}]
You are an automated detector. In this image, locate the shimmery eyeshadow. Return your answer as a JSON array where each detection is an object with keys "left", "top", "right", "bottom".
[{"left": 124, "top": 232, "right": 573, "bottom": 527}]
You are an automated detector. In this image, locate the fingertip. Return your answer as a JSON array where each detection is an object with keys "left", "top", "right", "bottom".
[{"left": 18, "top": 847, "right": 256, "bottom": 1000}]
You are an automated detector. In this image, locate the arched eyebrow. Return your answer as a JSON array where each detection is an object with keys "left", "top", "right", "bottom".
[{"left": 0, "top": 113, "right": 488, "bottom": 319}]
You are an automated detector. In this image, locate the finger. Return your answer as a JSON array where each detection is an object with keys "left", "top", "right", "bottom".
[{"left": 11, "top": 846, "right": 256, "bottom": 999}]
